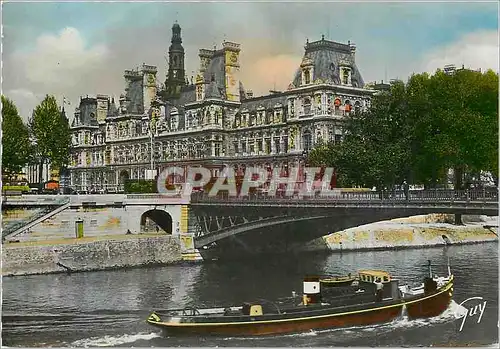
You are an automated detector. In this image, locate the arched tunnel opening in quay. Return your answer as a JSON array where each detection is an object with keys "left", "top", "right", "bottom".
[{"left": 140, "top": 209, "right": 173, "bottom": 234}]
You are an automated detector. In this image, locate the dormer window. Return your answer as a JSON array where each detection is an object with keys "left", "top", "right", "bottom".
[
  {"left": 304, "top": 69, "right": 311, "bottom": 84},
  {"left": 341, "top": 67, "right": 352, "bottom": 85},
  {"left": 300, "top": 56, "right": 314, "bottom": 86}
]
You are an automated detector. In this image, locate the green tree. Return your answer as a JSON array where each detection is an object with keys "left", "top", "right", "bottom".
[
  {"left": 421, "top": 69, "right": 498, "bottom": 189},
  {"left": 307, "top": 68, "right": 498, "bottom": 190},
  {"left": 1, "top": 96, "right": 31, "bottom": 178},
  {"left": 29, "top": 95, "right": 71, "bottom": 190},
  {"left": 309, "top": 80, "right": 413, "bottom": 190}
]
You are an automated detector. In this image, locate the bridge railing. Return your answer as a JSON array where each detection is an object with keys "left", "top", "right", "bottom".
[
  {"left": 2, "top": 196, "right": 71, "bottom": 205},
  {"left": 126, "top": 193, "right": 187, "bottom": 200},
  {"left": 190, "top": 188, "right": 498, "bottom": 204}
]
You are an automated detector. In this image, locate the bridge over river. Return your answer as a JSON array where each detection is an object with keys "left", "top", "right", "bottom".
[
  {"left": 2, "top": 189, "right": 498, "bottom": 254},
  {"left": 188, "top": 189, "right": 498, "bottom": 249}
]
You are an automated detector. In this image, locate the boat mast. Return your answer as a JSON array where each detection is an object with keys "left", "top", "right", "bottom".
[{"left": 447, "top": 257, "right": 451, "bottom": 276}]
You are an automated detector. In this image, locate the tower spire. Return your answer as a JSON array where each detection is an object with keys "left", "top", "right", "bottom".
[{"left": 164, "top": 21, "right": 186, "bottom": 101}]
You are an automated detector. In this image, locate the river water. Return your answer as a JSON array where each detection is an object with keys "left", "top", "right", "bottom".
[{"left": 2, "top": 242, "right": 498, "bottom": 347}]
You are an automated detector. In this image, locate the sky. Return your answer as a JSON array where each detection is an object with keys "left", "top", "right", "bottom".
[{"left": 2, "top": 0, "right": 499, "bottom": 122}]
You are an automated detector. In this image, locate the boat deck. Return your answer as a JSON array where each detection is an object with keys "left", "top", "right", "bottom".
[{"left": 153, "top": 287, "right": 406, "bottom": 324}]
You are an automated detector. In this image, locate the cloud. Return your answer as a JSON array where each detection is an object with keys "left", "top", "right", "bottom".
[
  {"left": 4, "top": 27, "right": 109, "bottom": 121},
  {"left": 243, "top": 54, "right": 302, "bottom": 93},
  {"left": 420, "top": 30, "right": 499, "bottom": 74},
  {"left": 19, "top": 27, "right": 108, "bottom": 85},
  {"left": 3, "top": 89, "right": 42, "bottom": 120}
]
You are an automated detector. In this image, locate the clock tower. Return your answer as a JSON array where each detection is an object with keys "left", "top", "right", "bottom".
[
  {"left": 223, "top": 41, "right": 241, "bottom": 102},
  {"left": 142, "top": 64, "right": 158, "bottom": 112},
  {"left": 164, "top": 22, "right": 186, "bottom": 101}
]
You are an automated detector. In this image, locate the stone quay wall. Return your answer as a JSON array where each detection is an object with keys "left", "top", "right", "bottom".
[
  {"left": 2, "top": 235, "right": 182, "bottom": 277},
  {"left": 302, "top": 214, "right": 498, "bottom": 252}
]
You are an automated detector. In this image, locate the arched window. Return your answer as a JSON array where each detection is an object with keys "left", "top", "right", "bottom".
[
  {"left": 302, "top": 130, "right": 313, "bottom": 152},
  {"left": 345, "top": 100, "right": 352, "bottom": 113},
  {"left": 354, "top": 101, "right": 362, "bottom": 113},
  {"left": 334, "top": 98, "right": 341, "bottom": 114},
  {"left": 235, "top": 113, "right": 241, "bottom": 127},
  {"left": 303, "top": 98, "right": 312, "bottom": 115}
]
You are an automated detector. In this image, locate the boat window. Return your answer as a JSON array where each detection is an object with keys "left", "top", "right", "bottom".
[{"left": 383, "top": 276, "right": 389, "bottom": 282}]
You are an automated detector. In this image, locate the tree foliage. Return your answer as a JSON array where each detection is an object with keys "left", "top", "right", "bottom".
[
  {"left": 1, "top": 96, "right": 31, "bottom": 176},
  {"left": 29, "top": 95, "right": 72, "bottom": 186},
  {"left": 308, "top": 68, "right": 499, "bottom": 189}
]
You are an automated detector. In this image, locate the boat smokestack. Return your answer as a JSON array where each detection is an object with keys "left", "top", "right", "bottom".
[{"left": 303, "top": 276, "right": 321, "bottom": 305}]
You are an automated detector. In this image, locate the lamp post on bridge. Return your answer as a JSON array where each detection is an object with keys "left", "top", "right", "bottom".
[
  {"left": 147, "top": 100, "right": 161, "bottom": 181},
  {"left": 301, "top": 150, "right": 309, "bottom": 192}
]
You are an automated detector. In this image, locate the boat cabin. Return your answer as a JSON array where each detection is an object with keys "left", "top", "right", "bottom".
[
  {"left": 358, "top": 270, "right": 391, "bottom": 284},
  {"left": 241, "top": 303, "right": 263, "bottom": 316}
]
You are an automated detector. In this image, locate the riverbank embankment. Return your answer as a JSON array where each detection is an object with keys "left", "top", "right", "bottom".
[
  {"left": 2, "top": 214, "right": 497, "bottom": 277},
  {"left": 1, "top": 234, "right": 182, "bottom": 277},
  {"left": 302, "top": 214, "right": 498, "bottom": 252}
]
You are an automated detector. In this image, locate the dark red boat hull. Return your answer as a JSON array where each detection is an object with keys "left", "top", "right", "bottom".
[{"left": 152, "top": 305, "right": 402, "bottom": 336}]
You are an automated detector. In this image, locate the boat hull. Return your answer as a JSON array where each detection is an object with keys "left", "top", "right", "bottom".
[
  {"left": 147, "top": 277, "right": 453, "bottom": 336},
  {"left": 151, "top": 305, "right": 402, "bottom": 336},
  {"left": 407, "top": 282, "right": 453, "bottom": 319}
]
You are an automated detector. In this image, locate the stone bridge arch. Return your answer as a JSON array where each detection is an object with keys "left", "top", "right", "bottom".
[
  {"left": 192, "top": 204, "right": 499, "bottom": 250},
  {"left": 140, "top": 209, "right": 173, "bottom": 234}
]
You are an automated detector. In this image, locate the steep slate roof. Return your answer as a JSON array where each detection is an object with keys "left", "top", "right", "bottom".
[
  {"left": 203, "top": 50, "right": 226, "bottom": 99},
  {"left": 173, "top": 85, "right": 196, "bottom": 107},
  {"left": 107, "top": 98, "right": 119, "bottom": 118},
  {"left": 74, "top": 97, "right": 99, "bottom": 126},
  {"left": 292, "top": 38, "right": 365, "bottom": 88}
]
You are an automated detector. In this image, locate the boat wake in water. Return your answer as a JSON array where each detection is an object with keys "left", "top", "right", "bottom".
[{"left": 70, "top": 332, "right": 162, "bottom": 348}]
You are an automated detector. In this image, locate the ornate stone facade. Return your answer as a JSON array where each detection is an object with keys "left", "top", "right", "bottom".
[{"left": 68, "top": 24, "right": 377, "bottom": 192}]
